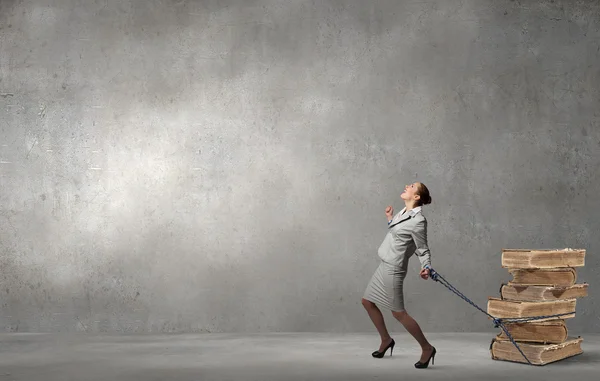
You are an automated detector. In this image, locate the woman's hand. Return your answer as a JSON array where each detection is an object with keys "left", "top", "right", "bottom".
[
  {"left": 385, "top": 205, "right": 394, "bottom": 219},
  {"left": 419, "top": 268, "right": 430, "bottom": 280}
]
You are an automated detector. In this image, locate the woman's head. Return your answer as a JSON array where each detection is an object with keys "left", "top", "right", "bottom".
[{"left": 401, "top": 182, "right": 432, "bottom": 206}]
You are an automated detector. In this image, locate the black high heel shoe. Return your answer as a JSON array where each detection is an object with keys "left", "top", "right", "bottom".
[
  {"left": 372, "top": 338, "right": 395, "bottom": 358},
  {"left": 414, "top": 346, "right": 436, "bottom": 368}
]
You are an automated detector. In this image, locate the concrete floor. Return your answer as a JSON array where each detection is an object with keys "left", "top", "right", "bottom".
[{"left": 0, "top": 332, "right": 598, "bottom": 380}]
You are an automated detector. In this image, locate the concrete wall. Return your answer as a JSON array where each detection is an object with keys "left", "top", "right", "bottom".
[{"left": 1, "top": 0, "right": 599, "bottom": 334}]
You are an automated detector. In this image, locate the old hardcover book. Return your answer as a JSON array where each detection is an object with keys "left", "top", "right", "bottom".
[
  {"left": 499, "top": 283, "right": 588, "bottom": 302},
  {"left": 490, "top": 336, "right": 583, "bottom": 365},
  {"left": 495, "top": 320, "right": 568, "bottom": 344},
  {"left": 501, "top": 248, "right": 585, "bottom": 269},
  {"left": 507, "top": 267, "right": 577, "bottom": 286},
  {"left": 487, "top": 298, "right": 576, "bottom": 322}
]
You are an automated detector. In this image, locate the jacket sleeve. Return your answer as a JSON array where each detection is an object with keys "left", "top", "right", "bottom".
[{"left": 411, "top": 219, "right": 431, "bottom": 269}]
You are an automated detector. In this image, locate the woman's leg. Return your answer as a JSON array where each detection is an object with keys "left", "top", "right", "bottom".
[
  {"left": 391, "top": 310, "right": 434, "bottom": 362},
  {"left": 361, "top": 298, "right": 393, "bottom": 351}
]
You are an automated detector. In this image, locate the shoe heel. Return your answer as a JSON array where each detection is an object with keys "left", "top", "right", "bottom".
[
  {"left": 372, "top": 338, "right": 395, "bottom": 359},
  {"left": 414, "top": 346, "right": 436, "bottom": 369}
]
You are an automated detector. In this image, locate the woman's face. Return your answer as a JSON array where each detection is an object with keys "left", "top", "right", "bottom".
[{"left": 401, "top": 182, "right": 420, "bottom": 202}]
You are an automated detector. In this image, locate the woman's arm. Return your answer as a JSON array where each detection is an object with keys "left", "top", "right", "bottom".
[{"left": 411, "top": 219, "right": 431, "bottom": 269}]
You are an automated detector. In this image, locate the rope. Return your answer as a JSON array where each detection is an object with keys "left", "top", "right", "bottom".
[{"left": 425, "top": 266, "right": 575, "bottom": 365}]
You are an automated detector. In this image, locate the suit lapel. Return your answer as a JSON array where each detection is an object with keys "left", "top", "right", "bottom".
[
  {"left": 388, "top": 212, "right": 412, "bottom": 229},
  {"left": 388, "top": 207, "right": 422, "bottom": 229}
]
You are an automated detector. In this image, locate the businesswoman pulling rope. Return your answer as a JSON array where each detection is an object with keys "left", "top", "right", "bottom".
[{"left": 361, "top": 182, "right": 436, "bottom": 369}]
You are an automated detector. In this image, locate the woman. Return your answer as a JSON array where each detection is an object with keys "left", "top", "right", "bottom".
[{"left": 361, "top": 182, "right": 436, "bottom": 369}]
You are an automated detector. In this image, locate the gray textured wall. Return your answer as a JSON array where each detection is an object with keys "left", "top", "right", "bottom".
[{"left": 1, "top": 0, "right": 599, "bottom": 334}]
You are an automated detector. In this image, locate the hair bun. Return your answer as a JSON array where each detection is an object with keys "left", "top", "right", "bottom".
[{"left": 417, "top": 183, "right": 432, "bottom": 206}]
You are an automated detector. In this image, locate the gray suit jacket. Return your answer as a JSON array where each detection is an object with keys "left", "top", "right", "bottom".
[{"left": 377, "top": 208, "right": 431, "bottom": 270}]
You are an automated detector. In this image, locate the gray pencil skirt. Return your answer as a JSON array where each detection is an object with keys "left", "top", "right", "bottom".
[{"left": 363, "top": 260, "right": 406, "bottom": 312}]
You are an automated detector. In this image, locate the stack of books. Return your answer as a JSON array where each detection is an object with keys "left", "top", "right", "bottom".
[{"left": 487, "top": 248, "right": 588, "bottom": 365}]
